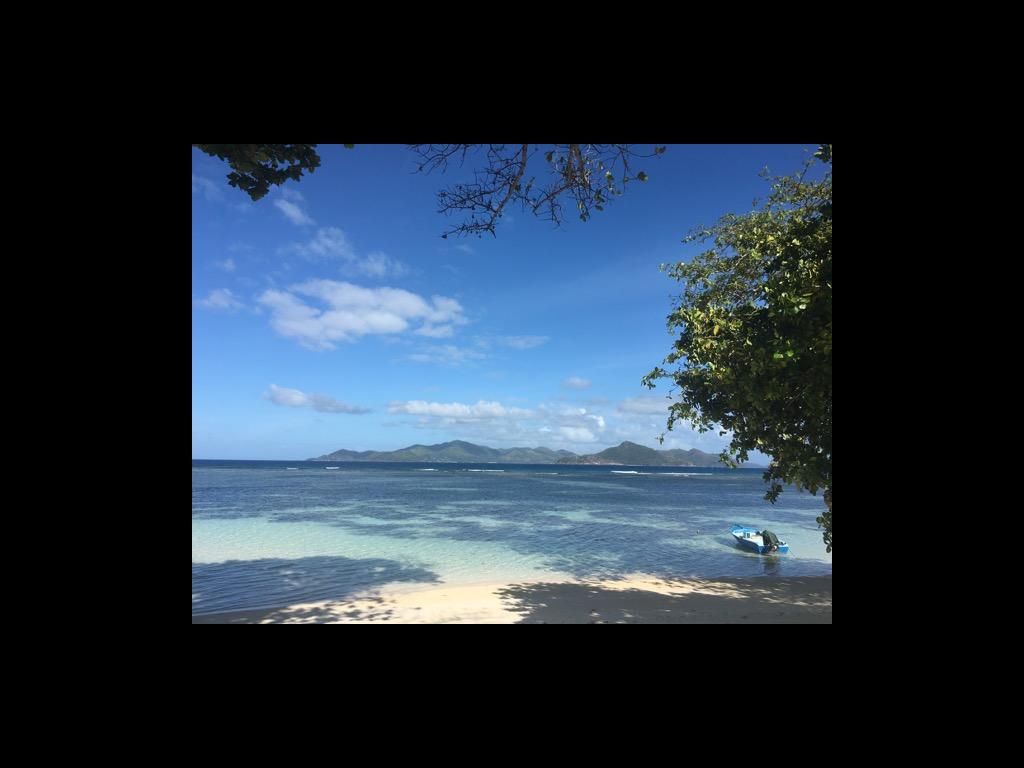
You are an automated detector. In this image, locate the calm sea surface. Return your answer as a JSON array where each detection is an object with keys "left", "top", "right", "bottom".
[{"left": 192, "top": 460, "right": 832, "bottom": 614}]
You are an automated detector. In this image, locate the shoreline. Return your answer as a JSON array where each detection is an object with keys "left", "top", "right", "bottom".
[
  {"left": 194, "top": 459, "right": 767, "bottom": 468},
  {"left": 288, "top": 460, "right": 762, "bottom": 468},
  {"left": 192, "top": 574, "right": 831, "bottom": 624}
]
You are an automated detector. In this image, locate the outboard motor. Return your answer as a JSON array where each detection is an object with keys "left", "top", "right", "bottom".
[{"left": 760, "top": 529, "right": 780, "bottom": 552}]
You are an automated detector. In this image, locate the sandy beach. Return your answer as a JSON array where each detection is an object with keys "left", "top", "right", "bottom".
[{"left": 191, "top": 574, "right": 831, "bottom": 624}]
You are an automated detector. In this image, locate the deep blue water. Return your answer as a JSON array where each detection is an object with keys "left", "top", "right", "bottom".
[{"left": 192, "top": 460, "right": 832, "bottom": 614}]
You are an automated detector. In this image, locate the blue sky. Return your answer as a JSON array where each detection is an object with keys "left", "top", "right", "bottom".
[{"left": 192, "top": 144, "right": 814, "bottom": 459}]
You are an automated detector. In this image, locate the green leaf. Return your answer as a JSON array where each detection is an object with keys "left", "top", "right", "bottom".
[{"left": 646, "top": 147, "right": 831, "bottom": 548}]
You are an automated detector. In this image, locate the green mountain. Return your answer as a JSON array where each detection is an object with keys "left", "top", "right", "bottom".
[
  {"left": 311, "top": 440, "right": 729, "bottom": 467},
  {"left": 556, "top": 441, "right": 723, "bottom": 467},
  {"left": 311, "top": 440, "right": 576, "bottom": 464}
]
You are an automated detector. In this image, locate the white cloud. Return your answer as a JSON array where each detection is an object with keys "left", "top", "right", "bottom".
[
  {"left": 214, "top": 258, "right": 236, "bottom": 272},
  {"left": 559, "top": 426, "right": 596, "bottom": 442},
  {"left": 266, "top": 384, "right": 370, "bottom": 414},
  {"left": 274, "top": 198, "right": 315, "bottom": 226},
  {"left": 385, "top": 397, "right": 608, "bottom": 449},
  {"left": 563, "top": 376, "right": 591, "bottom": 390},
  {"left": 388, "top": 400, "right": 532, "bottom": 419},
  {"left": 499, "top": 335, "right": 549, "bottom": 349},
  {"left": 282, "top": 227, "right": 407, "bottom": 279},
  {"left": 609, "top": 398, "right": 737, "bottom": 455},
  {"left": 258, "top": 279, "right": 467, "bottom": 350},
  {"left": 382, "top": 392, "right": 736, "bottom": 456},
  {"left": 546, "top": 404, "right": 605, "bottom": 433},
  {"left": 194, "top": 288, "right": 243, "bottom": 311},
  {"left": 455, "top": 244, "right": 476, "bottom": 255},
  {"left": 618, "top": 396, "right": 671, "bottom": 414}
]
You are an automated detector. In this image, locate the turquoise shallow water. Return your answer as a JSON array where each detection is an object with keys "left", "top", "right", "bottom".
[{"left": 192, "top": 460, "right": 832, "bottom": 614}]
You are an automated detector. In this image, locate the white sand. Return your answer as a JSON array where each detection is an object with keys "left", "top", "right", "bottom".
[{"left": 192, "top": 574, "right": 831, "bottom": 624}]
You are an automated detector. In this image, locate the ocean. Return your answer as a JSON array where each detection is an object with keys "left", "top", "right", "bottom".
[{"left": 192, "top": 460, "right": 833, "bottom": 615}]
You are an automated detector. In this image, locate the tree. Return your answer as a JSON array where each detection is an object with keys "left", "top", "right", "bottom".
[
  {"left": 193, "top": 144, "right": 664, "bottom": 236},
  {"left": 410, "top": 144, "right": 665, "bottom": 238},
  {"left": 642, "top": 146, "right": 832, "bottom": 551},
  {"left": 192, "top": 144, "right": 346, "bottom": 201}
]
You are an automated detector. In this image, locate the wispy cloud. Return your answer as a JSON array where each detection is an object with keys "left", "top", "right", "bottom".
[
  {"left": 357, "top": 251, "right": 408, "bottom": 279},
  {"left": 498, "top": 335, "right": 549, "bottom": 350},
  {"left": 193, "top": 172, "right": 254, "bottom": 215},
  {"left": 272, "top": 188, "right": 315, "bottom": 226},
  {"left": 193, "top": 288, "right": 243, "bottom": 311},
  {"left": 214, "top": 258, "right": 236, "bottom": 272},
  {"left": 191, "top": 173, "right": 223, "bottom": 202},
  {"left": 415, "top": 325, "right": 455, "bottom": 339},
  {"left": 282, "top": 227, "right": 408, "bottom": 279},
  {"left": 563, "top": 376, "right": 591, "bottom": 390},
  {"left": 274, "top": 198, "right": 315, "bottom": 226},
  {"left": 617, "top": 396, "right": 671, "bottom": 414},
  {"left": 258, "top": 279, "right": 467, "bottom": 350},
  {"left": 454, "top": 244, "right": 476, "bottom": 255},
  {"left": 407, "top": 344, "right": 485, "bottom": 366},
  {"left": 285, "top": 227, "right": 354, "bottom": 261},
  {"left": 266, "top": 384, "right": 370, "bottom": 414}
]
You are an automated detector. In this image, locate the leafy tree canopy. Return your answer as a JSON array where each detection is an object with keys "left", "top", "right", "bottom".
[
  {"left": 192, "top": 144, "right": 345, "bottom": 201},
  {"left": 643, "top": 146, "right": 833, "bottom": 550}
]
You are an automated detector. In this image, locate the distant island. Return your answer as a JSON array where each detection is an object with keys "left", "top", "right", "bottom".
[
  {"left": 556, "top": 441, "right": 727, "bottom": 467},
  {"left": 311, "top": 440, "right": 743, "bottom": 467}
]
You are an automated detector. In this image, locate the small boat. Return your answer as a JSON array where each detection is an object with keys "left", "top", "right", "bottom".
[{"left": 731, "top": 525, "right": 789, "bottom": 554}]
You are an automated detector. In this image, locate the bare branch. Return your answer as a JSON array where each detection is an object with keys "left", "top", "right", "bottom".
[
  {"left": 491, "top": 144, "right": 529, "bottom": 227},
  {"left": 409, "top": 144, "right": 665, "bottom": 238}
]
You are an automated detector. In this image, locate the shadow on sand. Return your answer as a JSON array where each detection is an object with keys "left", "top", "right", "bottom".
[
  {"left": 497, "top": 576, "right": 832, "bottom": 624},
  {"left": 192, "top": 555, "right": 439, "bottom": 622}
]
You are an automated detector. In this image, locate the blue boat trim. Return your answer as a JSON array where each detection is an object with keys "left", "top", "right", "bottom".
[{"left": 730, "top": 524, "right": 790, "bottom": 554}]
